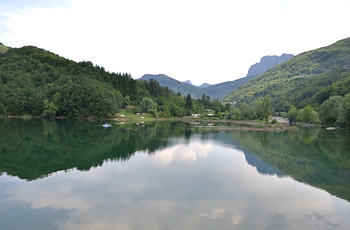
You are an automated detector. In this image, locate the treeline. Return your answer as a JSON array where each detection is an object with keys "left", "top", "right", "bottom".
[
  {"left": 224, "top": 92, "right": 350, "bottom": 127},
  {"left": 285, "top": 93, "right": 350, "bottom": 126}
]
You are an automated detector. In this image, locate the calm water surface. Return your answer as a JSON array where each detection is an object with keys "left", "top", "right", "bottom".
[{"left": 0, "top": 119, "right": 350, "bottom": 229}]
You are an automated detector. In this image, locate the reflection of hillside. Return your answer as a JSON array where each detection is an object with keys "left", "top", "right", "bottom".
[
  {"left": 209, "top": 132, "right": 285, "bottom": 176},
  {"left": 229, "top": 129, "right": 350, "bottom": 202},
  {"left": 0, "top": 119, "right": 190, "bottom": 181}
]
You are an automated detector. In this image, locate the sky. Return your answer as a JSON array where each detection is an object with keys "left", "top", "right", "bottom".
[{"left": 0, "top": 0, "right": 350, "bottom": 86}]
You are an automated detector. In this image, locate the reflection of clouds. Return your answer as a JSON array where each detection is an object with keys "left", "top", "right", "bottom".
[
  {"left": 231, "top": 215, "right": 243, "bottom": 225},
  {"left": 2, "top": 140, "right": 350, "bottom": 229},
  {"left": 152, "top": 140, "right": 211, "bottom": 166}
]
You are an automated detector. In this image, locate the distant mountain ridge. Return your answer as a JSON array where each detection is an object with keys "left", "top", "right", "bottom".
[
  {"left": 196, "top": 83, "right": 212, "bottom": 89},
  {"left": 246, "top": 53, "right": 294, "bottom": 77},
  {"left": 139, "top": 74, "right": 206, "bottom": 99},
  {"left": 139, "top": 53, "right": 293, "bottom": 100}
]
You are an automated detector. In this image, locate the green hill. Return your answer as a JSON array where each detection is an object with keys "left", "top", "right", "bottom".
[
  {"left": 0, "top": 45, "right": 216, "bottom": 118},
  {"left": 224, "top": 37, "right": 350, "bottom": 111}
]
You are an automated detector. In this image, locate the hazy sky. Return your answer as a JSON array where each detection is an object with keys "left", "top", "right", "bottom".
[{"left": 1, "top": 0, "right": 350, "bottom": 85}]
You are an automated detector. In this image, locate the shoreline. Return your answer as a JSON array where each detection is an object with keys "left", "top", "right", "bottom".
[
  {"left": 2, "top": 115, "right": 299, "bottom": 132},
  {"left": 3, "top": 115, "right": 343, "bottom": 132}
]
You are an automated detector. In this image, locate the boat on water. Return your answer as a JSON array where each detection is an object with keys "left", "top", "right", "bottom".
[{"left": 103, "top": 123, "right": 111, "bottom": 128}]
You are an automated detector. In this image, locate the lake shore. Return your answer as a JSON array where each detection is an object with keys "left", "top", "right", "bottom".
[{"left": 2, "top": 115, "right": 327, "bottom": 132}]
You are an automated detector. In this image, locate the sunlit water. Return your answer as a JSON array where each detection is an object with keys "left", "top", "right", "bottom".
[{"left": 0, "top": 119, "right": 349, "bottom": 229}]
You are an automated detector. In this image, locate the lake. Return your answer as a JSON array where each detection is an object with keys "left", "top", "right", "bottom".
[{"left": 0, "top": 119, "right": 350, "bottom": 230}]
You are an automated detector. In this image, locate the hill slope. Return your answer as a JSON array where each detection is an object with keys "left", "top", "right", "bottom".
[{"left": 224, "top": 37, "right": 350, "bottom": 110}]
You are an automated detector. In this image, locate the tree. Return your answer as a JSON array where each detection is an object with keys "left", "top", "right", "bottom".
[
  {"left": 124, "top": 96, "right": 130, "bottom": 108},
  {"left": 302, "top": 105, "right": 313, "bottom": 123},
  {"left": 229, "top": 105, "right": 240, "bottom": 120},
  {"left": 149, "top": 108, "right": 157, "bottom": 118},
  {"left": 140, "top": 97, "right": 154, "bottom": 113},
  {"left": 300, "top": 105, "right": 319, "bottom": 123},
  {"left": 240, "top": 102, "right": 251, "bottom": 119},
  {"left": 341, "top": 94, "right": 350, "bottom": 126},
  {"left": 254, "top": 100, "right": 264, "bottom": 119},
  {"left": 185, "top": 94, "right": 193, "bottom": 114},
  {"left": 319, "top": 96, "right": 342, "bottom": 125},
  {"left": 287, "top": 105, "right": 298, "bottom": 124},
  {"left": 339, "top": 93, "right": 350, "bottom": 126},
  {"left": 42, "top": 100, "right": 58, "bottom": 117},
  {"left": 262, "top": 95, "right": 272, "bottom": 121}
]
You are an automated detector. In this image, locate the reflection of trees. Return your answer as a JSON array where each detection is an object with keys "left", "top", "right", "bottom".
[
  {"left": 231, "top": 129, "right": 350, "bottom": 202},
  {"left": 0, "top": 120, "right": 190, "bottom": 181}
]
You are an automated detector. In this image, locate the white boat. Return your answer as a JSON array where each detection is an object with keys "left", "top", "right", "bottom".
[{"left": 103, "top": 123, "right": 111, "bottom": 128}]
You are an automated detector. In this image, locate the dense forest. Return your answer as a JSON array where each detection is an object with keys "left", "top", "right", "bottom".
[{"left": 0, "top": 45, "right": 224, "bottom": 118}]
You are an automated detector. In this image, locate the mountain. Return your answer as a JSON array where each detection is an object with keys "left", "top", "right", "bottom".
[
  {"left": 139, "top": 74, "right": 207, "bottom": 98},
  {"left": 139, "top": 52, "right": 294, "bottom": 101},
  {"left": 224, "top": 37, "right": 350, "bottom": 110},
  {"left": 197, "top": 83, "right": 212, "bottom": 89},
  {"left": 204, "top": 76, "right": 256, "bottom": 101},
  {"left": 246, "top": 53, "right": 294, "bottom": 77}
]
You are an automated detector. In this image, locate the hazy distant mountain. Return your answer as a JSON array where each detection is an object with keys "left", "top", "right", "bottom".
[
  {"left": 139, "top": 54, "right": 294, "bottom": 100},
  {"left": 204, "top": 75, "right": 257, "bottom": 100},
  {"left": 197, "top": 83, "right": 212, "bottom": 89},
  {"left": 246, "top": 53, "right": 294, "bottom": 77},
  {"left": 139, "top": 74, "right": 253, "bottom": 100},
  {"left": 139, "top": 74, "right": 207, "bottom": 99}
]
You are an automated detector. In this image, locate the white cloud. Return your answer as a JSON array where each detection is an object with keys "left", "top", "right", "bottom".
[{"left": 0, "top": 0, "right": 350, "bottom": 85}]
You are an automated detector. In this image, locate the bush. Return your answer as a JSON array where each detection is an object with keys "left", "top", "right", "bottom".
[
  {"left": 132, "top": 106, "right": 141, "bottom": 114},
  {"left": 271, "top": 118, "right": 277, "bottom": 124}
]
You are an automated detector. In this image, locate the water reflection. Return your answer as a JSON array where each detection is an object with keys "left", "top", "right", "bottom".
[
  {"left": 2, "top": 138, "right": 350, "bottom": 229},
  {"left": 0, "top": 120, "right": 350, "bottom": 229}
]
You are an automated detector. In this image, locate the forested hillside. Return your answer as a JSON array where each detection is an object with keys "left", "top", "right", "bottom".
[
  {"left": 0, "top": 46, "right": 141, "bottom": 117},
  {"left": 0, "top": 45, "right": 228, "bottom": 118},
  {"left": 225, "top": 37, "right": 350, "bottom": 111}
]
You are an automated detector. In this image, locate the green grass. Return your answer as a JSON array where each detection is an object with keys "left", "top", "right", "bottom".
[{"left": 119, "top": 109, "right": 156, "bottom": 122}]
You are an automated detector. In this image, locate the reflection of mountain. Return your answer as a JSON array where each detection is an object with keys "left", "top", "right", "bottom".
[
  {"left": 1, "top": 119, "right": 349, "bottom": 203},
  {"left": 227, "top": 129, "right": 350, "bottom": 202},
  {"left": 0, "top": 119, "right": 190, "bottom": 181},
  {"left": 210, "top": 132, "right": 285, "bottom": 177},
  {"left": 243, "top": 151, "right": 284, "bottom": 177}
]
